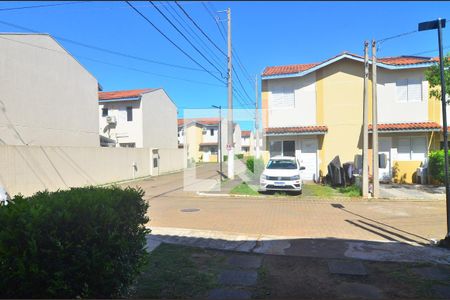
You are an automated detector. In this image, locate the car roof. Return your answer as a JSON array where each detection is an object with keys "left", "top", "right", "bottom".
[{"left": 270, "top": 156, "right": 297, "bottom": 160}]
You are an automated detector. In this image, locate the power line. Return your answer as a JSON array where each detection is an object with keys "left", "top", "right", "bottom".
[
  {"left": 125, "top": 1, "right": 225, "bottom": 84},
  {"left": 202, "top": 5, "right": 255, "bottom": 96},
  {"left": 160, "top": 1, "right": 224, "bottom": 67},
  {"left": 0, "top": 20, "right": 211, "bottom": 73},
  {"left": 148, "top": 1, "right": 225, "bottom": 78},
  {"left": 0, "top": 35, "right": 224, "bottom": 87},
  {"left": 175, "top": 1, "right": 227, "bottom": 57},
  {"left": 233, "top": 68, "right": 254, "bottom": 106},
  {"left": 0, "top": 1, "right": 88, "bottom": 12},
  {"left": 377, "top": 30, "right": 418, "bottom": 44},
  {"left": 408, "top": 46, "right": 450, "bottom": 56}
]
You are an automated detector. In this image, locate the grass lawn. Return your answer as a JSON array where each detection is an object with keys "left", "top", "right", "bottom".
[
  {"left": 230, "top": 182, "right": 361, "bottom": 198},
  {"left": 131, "top": 244, "right": 225, "bottom": 298},
  {"left": 230, "top": 182, "right": 260, "bottom": 196},
  {"left": 131, "top": 243, "right": 449, "bottom": 299}
]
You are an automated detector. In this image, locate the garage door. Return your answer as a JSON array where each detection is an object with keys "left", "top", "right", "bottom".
[{"left": 299, "top": 138, "right": 318, "bottom": 181}]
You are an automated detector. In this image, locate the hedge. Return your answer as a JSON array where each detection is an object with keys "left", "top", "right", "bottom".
[
  {"left": 246, "top": 156, "right": 266, "bottom": 178},
  {"left": 0, "top": 186, "right": 149, "bottom": 298},
  {"left": 428, "top": 150, "right": 450, "bottom": 183}
]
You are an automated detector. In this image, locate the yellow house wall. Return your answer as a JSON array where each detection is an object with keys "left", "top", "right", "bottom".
[
  {"left": 318, "top": 59, "right": 368, "bottom": 174},
  {"left": 392, "top": 161, "right": 422, "bottom": 184},
  {"left": 185, "top": 124, "right": 202, "bottom": 162}
]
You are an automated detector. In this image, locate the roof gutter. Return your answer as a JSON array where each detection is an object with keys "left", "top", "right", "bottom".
[
  {"left": 99, "top": 97, "right": 141, "bottom": 103},
  {"left": 264, "top": 131, "right": 327, "bottom": 136}
]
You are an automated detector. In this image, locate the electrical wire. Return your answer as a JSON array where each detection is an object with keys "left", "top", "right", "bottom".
[
  {"left": 377, "top": 30, "right": 418, "bottom": 44},
  {"left": 148, "top": 1, "right": 225, "bottom": 78},
  {"left": 175, "top": 1, "right": 227, "bottom": 57},
  {"left": 125, "top": 1, "right": 225, "bottom": 84},
  {"left": 160, "top": 1, "right": 224, "bottom": 67},
  {"left": 0, "top": 1, "right": 88, "bottom": 12}
]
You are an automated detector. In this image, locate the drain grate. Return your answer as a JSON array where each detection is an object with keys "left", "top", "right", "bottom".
[{"left": 180, "top": 208, "right": 200, "bottom": 213}]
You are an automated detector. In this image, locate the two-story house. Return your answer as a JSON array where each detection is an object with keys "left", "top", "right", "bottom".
[
  {"left": 241, "top": 130, "right": 253, "bottom": 154},
  {"left": 99, "top": 88, "right": 177, "bottom": 149},
  {"left": 178, "top": 117, "right": 242, "bottom": 162},
  {"left": 261, "top": 52, "right": 441, "bottom": 183}
]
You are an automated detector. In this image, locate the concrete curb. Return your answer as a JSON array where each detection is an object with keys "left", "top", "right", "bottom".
[{"left": 146, "top": 227, "right": 450, "bottom": 265}]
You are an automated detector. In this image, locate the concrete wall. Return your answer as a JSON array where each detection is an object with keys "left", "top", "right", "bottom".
[
  {"left": 157, "top": 148, "right": 186, "bottom": 174},
  {"left": 0, "top": 34, "right": 99, "bottom": 147},
  {"left": 0, "top": 145, "right": 185, "bottom": 197},
  {"left": 142, "top": 89, "right": 178, "bottom": 149}
]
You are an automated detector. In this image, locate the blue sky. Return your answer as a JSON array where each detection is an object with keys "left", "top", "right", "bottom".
[{"left": 1, "top": 1, "right": 449, "bottom": 130}]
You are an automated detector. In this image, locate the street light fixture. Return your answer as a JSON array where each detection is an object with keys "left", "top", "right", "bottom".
[
  {"left": 212, "top": 105, "right": 223, "bottom": 180},
  {"left": 418, "top": 18, "right": 449, "bottom": 246}
]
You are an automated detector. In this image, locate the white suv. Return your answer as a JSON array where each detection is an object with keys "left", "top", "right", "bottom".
[{"left": 259, "top": 156, "right": 305, "bottom": 194}]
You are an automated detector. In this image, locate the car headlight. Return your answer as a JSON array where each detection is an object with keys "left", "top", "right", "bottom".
[
  {"left": 260, "top": 174, "right": 267, "bottom": 180},
  {"left": 291, "top": 175, "right": 300, "bottom": 180}
]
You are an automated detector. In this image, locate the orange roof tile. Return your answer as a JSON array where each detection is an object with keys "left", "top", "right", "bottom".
[
  {"left": 99, "top": 88, "right": 157, "bottom": 100},
  {"left": 378, "top": 56, "right": 438, "bottom": 66},
  {"left": 241, "top": 130, "right": 251, "bottom": 137},
  {"left": 262, "top": 63, "right": 319, "bottom": 76},
  {"left": 178, "top": 117, "right": 220, "bottom": 126},
  {"left": 266, "top": 126, "right": 328, "bottom": 134},
  {"left": 369, "top": 122, "right": 441, "bottom": 132},
  {"left": 262, "top": 52, "right": 437, "bottom": 77}
]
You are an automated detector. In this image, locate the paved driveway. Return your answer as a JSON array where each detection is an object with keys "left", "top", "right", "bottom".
[
  {"left": 380, "top": 183, "right": 445, "bottom": 200},
  {"left": 122, "top": 164, "right": 447, "bottom": 244}
]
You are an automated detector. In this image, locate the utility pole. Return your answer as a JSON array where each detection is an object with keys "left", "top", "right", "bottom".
[
  {"left": 372, "top": 40, "right": 380, "bottom": 198},
  {"left": 255, "top": 75, "right": 260, "bottom": 159},
  {"left": 227, "top": 7, "right": 234, "bottom": 179},
  {"left": 362, "top": 41, "right": 369, "bottom": 198},
  {"left": 212, "top": 105, "right": 223, "bottom": 179},
  {"left": 418, "top": 18, "right": 449, "bottom": 244}
]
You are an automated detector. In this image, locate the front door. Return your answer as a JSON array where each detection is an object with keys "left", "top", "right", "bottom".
[
  {"left": 300, "top": 138, "right": 318, "bottom": 181},
  {"left": 378, "top": 137, "right": 392, "bottom": 181}
]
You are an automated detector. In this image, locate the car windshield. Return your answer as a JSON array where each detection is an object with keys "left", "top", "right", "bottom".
[{"left": 267, "top": 159, "right": 297, "bottom": 169}]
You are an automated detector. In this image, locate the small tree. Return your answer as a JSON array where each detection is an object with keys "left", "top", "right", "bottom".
[{"left": 425, "top": 53, "right": 450, "bottom": 101}]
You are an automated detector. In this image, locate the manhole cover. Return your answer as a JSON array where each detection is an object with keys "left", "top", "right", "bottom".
[{"left": 180, "top": 208, "right": 200, "bottom": 213}]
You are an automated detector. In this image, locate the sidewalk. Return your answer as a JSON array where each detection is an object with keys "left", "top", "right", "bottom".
[{"left": 146, "top": 227, "right": 450, "bottom": 265}]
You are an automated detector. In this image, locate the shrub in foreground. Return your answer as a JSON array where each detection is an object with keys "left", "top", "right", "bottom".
[
  {"left": 0, "top": 186, "right": 149, "bottom": 298},
  {"left": 428, "top": 150, "right": 450, "bottom": 183},
  {"left": 246, "top": 156, "right": 266, "bottom": 178}
]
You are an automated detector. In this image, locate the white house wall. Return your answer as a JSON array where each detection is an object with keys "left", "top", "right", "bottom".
[
  {"left": 377, "top": 68, "right": 429, "bottom": 124},
  {"left": 0, "top": 34, "right": 99, "bottom": 147},
  {"left": 142, "top": 89, "right": 178, "bottom": 149},
  {"left": 267, "top": 72, "right": 317, "bottom": 128},
  {"left": 202, "top": 125, "right": 219, "bottom": 144},
  {"left": 99, "top": 100, "right": 144, "bottom": 147}
]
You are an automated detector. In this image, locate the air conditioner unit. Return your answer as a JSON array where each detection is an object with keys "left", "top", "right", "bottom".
[{"left": 106, "top": 116, "right": 117, "bottom": 124}]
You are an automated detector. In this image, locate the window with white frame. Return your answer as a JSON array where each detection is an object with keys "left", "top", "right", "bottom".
[
  {"left": 269, "top": 140, "right": 295, "bottom": 157},
  {"left": 397, "top": 136, "right": 427, "bottom": 161},
  {"left": 396, "top": 78, "right": 422, "bottom": 103},
  {"left": 271, "top": 85, "right": 295, "bottom": 108}
]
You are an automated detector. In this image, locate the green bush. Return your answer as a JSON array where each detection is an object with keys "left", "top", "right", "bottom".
[
  {"left": 0, "top": 186, "right": 150, "bottom": 298},
  {"left": 428, "top": 150, "right": 450, "bottom": 183},
  {"left": 236, "top": 154, "right": 244, "bottom": 159},
  {"left": 224, "top": 155, "right": 228, "bottom": 161},
  {"left": 246, "top": 156, "right": 265, "bottom": 178}
]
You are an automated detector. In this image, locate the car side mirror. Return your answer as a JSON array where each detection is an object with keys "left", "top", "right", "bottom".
[{"left": 300, "top": 166, "right": 306, "bottom": 170}]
